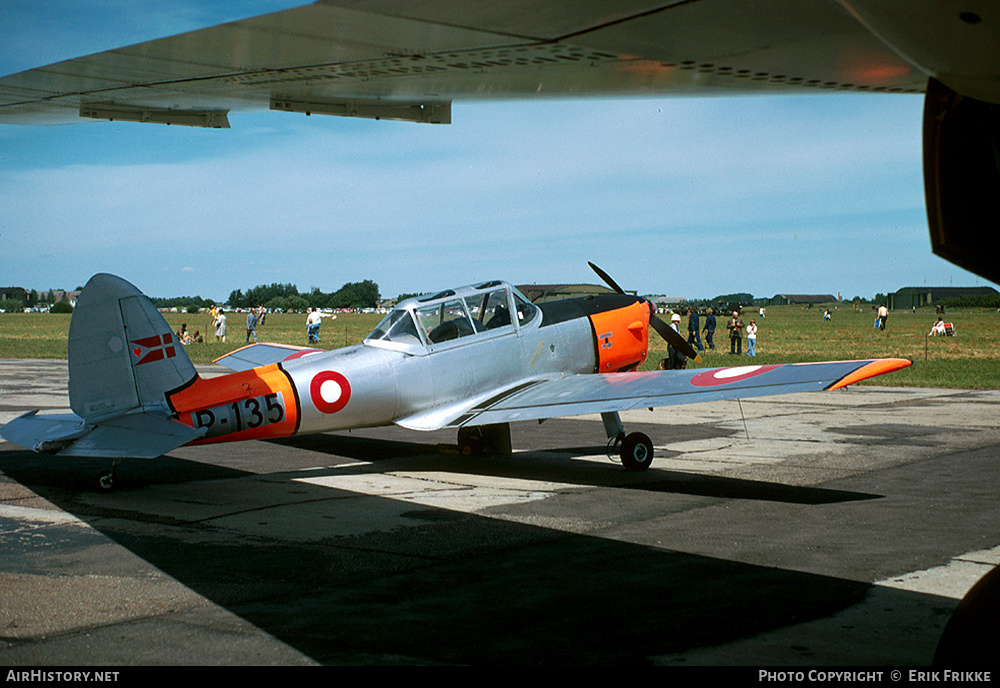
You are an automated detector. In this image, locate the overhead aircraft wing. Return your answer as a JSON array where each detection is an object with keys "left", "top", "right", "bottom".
[
  {"left": 0, "top": 1, "right": 930, "bottom": 128},
  {"left": 396, "top": 359, "right": 911, "bottom": 431},
  {"left": 214, "top": 343, "right": 325, "bottom": 372}
]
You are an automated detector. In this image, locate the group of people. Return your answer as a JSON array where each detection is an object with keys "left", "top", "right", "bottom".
[
  {"left": 662, "top": 306, "right": 759, "bottom": 368},
  {"left": 177, "top": 305, "right": 342, "bottom": 347},
  {"left": 175, "top": 323, "right": 204, "bottom": 345},
  {"left": 721, "top": 311, "right": 757, "bottom": 356},
  {"left": 686, "top": 307, "right": 757, "bottom": 356},
  {"left": 175, "top": 306, "right": 236, "bottom": 345},
  {"left": 209, "top": 305, "right": 227, "bottom": 342}
]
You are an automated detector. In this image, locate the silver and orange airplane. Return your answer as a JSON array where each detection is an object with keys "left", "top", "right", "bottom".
[{"left": 0, "top": 267, "right": 910, "bottom": 490}]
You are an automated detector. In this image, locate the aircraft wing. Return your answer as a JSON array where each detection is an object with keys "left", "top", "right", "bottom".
[
  {"left": 214, "top": 343, "right": 326, "bottom": 371},
  {"left": 0, "top": 1, "right": 931, "bottom": 128},
  {"left": 396, "top": 359, "right": 911, "bottom": 430}
]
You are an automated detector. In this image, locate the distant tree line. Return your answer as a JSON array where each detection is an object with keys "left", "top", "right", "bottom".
[
  {"left": 150, "top": 295, "right": 216, "bottom": 313},
  {"left": 228, "top": 280, "right": 381, "bottom": 311},
  {"left": 0, "top": 288, "right": 77, "bottom": 312},
  {"left": 707, "top": 292, "right": 754, "bottom": 307},
  {"left": 939, "top": 293, "right": 1000, "bottom": 308}
]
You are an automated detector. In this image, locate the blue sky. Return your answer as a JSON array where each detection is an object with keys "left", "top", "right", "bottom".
[{"left": 0, "top": 1, "right": 989, "bottom": 302}]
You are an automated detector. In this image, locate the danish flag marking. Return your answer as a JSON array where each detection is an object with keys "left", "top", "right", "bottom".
[{"left": 130, "top": 333, "right": 177, "bottom": 365}]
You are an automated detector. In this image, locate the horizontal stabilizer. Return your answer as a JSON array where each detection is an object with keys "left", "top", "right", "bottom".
[
  {"left": 1, "top": 411, "right": 89, "bottom": 453},
  {"left": 214, "top": 343, "right": 324, "bottom": 371},
  {"left": 0, "top": 409, "right": 206, "bottom": 459}
]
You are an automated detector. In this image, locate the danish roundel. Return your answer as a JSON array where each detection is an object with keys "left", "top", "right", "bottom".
[
  {"left": 310, "top": 371, "right": 351, "bottom": 414},
  {"left": 690, "top": 364, "right": 781, "bottom": 387}
]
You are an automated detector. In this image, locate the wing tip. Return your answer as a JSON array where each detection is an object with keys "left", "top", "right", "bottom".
[{"left": 827, "top": 358, "right": 913, "bottom": 390}]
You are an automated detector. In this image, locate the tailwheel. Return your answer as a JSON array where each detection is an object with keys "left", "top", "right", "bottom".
[
  {"left": 96, "top": 469, "right": 116, "bottom": 492},
  {"left": 620, "top": 432, "right": 654, "bottom": 471},
  {"left": 96, "top": 457, "right": 126, "bottom": 492}
]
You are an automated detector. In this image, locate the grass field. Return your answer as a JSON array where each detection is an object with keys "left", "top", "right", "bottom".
[{"left": 1, "top": 304, "right": 998, "bottom": 388}]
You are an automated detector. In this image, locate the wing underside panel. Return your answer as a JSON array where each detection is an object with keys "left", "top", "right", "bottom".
[
  {"left": 0, "top": 1, "right": 925, "bottom": 126},
  {"left": 424, "top": 359, "right": 911, "bottom": 429}
]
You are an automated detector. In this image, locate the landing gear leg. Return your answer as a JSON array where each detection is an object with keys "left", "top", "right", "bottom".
[
  {"left": 601, "top": 411, "right": 654, "bottom": 471},
  {"left": 457, "top": 423, "right": 512, "bottom": 455}
]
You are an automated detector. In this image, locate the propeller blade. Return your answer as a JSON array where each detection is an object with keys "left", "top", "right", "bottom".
[
  {"left": 650, "top": 313, "right": 701, "bottom": 361},
  {"left": 588, "top": 261, "right": 701, "bottom": 362},
  {"left": 588, "top": 261, "right": 626, "bottom": 295}
]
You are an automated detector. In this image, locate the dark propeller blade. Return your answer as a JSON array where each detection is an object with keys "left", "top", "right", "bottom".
[
  {"left": 650, "top": 313, "right": 700, "bottom": 361},
  {"left": 588, "top": 261, "right": 626, "bottom": 295},
  {"left": 589, "top": 261, "right": 701, "bottom": 361}
]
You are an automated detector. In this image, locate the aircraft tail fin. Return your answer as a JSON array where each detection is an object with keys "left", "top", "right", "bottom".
[{"left": 68, "top": 273, "right": 198, "bottom": 420}]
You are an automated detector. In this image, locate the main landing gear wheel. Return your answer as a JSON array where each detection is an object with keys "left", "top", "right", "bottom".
[{"left": 620, "top": 432, "right": 654, "bottom": 471}]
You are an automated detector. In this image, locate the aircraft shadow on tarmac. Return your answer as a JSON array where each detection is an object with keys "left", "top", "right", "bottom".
[
  {"left": 268, "top": 429, "right": 882, "bottom": 506},
  {"left": 0, "top": 441, "right": 963, "bottom": 665},
  {"left": 0, "top": 420, "right": 881, "bottom": 506}
]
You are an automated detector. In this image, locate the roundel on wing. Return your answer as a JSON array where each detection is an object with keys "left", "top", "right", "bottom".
[
  {"left": 690, "top": 364, "right": 781, "bottom": 387},
  {"left": 310, "top": 371, "right": 351, "bottom": 414}
]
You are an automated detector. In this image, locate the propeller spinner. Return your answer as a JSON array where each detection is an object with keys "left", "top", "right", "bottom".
[{"left": 588, "top": 262, "right": 702, "bottom": 363}]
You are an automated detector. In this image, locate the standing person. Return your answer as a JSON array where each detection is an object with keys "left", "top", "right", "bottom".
[
  {"left": 759, "top": 306, "right": 765, "bottom": 318},
  {"left": 878, "top": 304, "right": 888, "bottom": 331},
  {"left": 245, "top": 309, "right": 258, "bottom": 344},
  {"left": 667, "top": 312, "right": 686, "bottom": 369},
  {"left": 702, "top": 308, "right": 716, "bottom": 350},
  {"left": 687, "top": 307, "right": 704, "bottom": 352},
  {"left": 306, "top": 308, "right": 321, "bottom": 344},
  {"left": 746, "top": 319, "right": 758, "bottom": 356},
  {"left": 727, "top": 311, "right": 743, "bottom": 355},
  {"left": 214, "top": 309, "right": 227, "bottom": 343}
]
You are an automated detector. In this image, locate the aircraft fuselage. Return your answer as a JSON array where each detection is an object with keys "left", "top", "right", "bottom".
[{"left": 166, "top": 284, "right": 651, "bottom": 445}]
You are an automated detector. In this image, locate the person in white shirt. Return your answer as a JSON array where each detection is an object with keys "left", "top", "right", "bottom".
[
  {"left": 306, "top": 308, "right": 336, "bottom": 344},
  {"left": 746, "top": 319, "right": 758, "bottom": 356},
  {"left": 306, "top": 308, "right": 322, "bottom": 343}
]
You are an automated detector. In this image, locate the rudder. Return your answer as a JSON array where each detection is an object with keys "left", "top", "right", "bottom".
[{"left": 69, "top": 274, "right": 198, "bottom": 420}]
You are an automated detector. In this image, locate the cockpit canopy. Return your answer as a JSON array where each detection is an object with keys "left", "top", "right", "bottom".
[{"left": 365, "top": 280, "right": 538, "bottom": 353}]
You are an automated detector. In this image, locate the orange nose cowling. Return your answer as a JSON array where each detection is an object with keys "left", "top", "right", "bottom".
[{"left": 589, "top": 300, "right": 651, "bottom": 372}]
